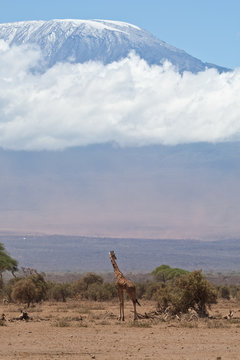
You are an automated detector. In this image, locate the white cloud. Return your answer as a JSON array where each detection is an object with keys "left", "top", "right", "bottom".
[{"left": 0, "top": 42, "right": 240, "bottom": 150}]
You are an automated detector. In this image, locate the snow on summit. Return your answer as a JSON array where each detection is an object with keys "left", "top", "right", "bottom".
[{"left": 0, "top": 19, "right": 228, "bottom": 73}]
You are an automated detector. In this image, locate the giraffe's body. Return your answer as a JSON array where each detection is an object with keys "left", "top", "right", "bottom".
[{"left": 109, "top": 251, "right": 140, "bottom": 321}]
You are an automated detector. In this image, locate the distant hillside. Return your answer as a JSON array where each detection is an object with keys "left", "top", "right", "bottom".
[{"left": 2, "top": 234, "right": 240, "bottom": 272}]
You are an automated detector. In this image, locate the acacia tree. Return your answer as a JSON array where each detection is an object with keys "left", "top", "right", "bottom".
[
  {"left": 152, "top": 264, "right": 189, "bottom": 282},
  {"left": 0, "top": 243, "right": 18, "bottom": 287}
]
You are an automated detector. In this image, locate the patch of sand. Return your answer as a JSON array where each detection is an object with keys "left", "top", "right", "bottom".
[{"left": 1, "top": 299, "right": 240, "bottom": 359}]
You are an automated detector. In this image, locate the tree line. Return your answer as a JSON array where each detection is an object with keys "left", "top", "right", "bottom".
[{"left": 0, "top": 242, "right": 239, "bottom": 316}]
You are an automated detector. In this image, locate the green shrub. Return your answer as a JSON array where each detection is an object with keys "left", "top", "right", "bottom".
[
  {"left": 84, "top": 282, "right": 117, "bottom": 301},
  {"left": 0, "top": 243, "right": 18, "bottom": 286},
  {"left": 48, "top": 283, "right": 72, "bottom": 302},
  {"left": 155, "top": 270, "right": 217, "bottom": 317},
  {"left": 71, "top": 273, "right": 114, "bottom": 300}
]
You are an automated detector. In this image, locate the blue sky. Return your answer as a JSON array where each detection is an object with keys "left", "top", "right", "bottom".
[{"left": 0, "top": 0, "right": 239, "bottom": 69}]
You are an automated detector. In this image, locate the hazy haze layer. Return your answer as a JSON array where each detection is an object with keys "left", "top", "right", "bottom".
[{"left": 1, "top": 144, "right": 240, "bottom": 240}]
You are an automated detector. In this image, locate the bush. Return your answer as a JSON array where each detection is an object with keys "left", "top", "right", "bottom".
[
  {"left": 144, "top": 282, "right": 162, "bottom": 300},
  {"left": 28, "top": 273, "right": 47, "bottom": 302},
  {"left": 217, "top": 286, "right": 230, "bottom": 300},
  {"left": 155, "top": 284, "right": 173, "bottom": 310},
  {"left": 84, "top": 282, "right": 117, "bottom": 301},
  {"left": 136, "top": 282, "right": 147, "bottom": 299},
  {"left": 1, "top": 277, "right": 22, "bottom": 302},
  {"left": 71, "top": 273, "right": 105, "bottom": 299},
  {"left": 48, "top": 283, "right": 72, "bottom": 302},
  {"left": 229, "top": 285, "right": 240, "bottom": 299},
  {"left": 82, "top": 273, "right": 103, "bottom": 288},
  {"left": 11, "top": 272, "right": 47, "bottom": 306},
  {"left": 11, "top": 278, "right": 38, "bottom": 307},
  {"left": 155, "top": 270, "right": 217, "bottom": 317},
  {"left": 71, "top": 278, "right": 86, "bottom": 297}
]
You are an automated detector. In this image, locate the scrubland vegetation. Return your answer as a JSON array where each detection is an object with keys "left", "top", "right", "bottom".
[
  {"left": 1, "top": 242, "right": 240, "bottom": 316},
  {"left": 1, "top": 264, "right": 240, "bottom": 319},
  {"left": 2, "top": 242, "right": 240, "bottom": 359}
]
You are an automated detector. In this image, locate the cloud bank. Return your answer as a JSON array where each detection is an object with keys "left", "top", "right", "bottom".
[{"left": 0, "top": 41, "right": 240, "bottom": 150}]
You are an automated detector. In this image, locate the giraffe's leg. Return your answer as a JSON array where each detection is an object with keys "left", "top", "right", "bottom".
[
  {"left": 122, "top": 292, "right": 125, "bottom": 321},
  {"left": 128, "top": 290, "right": 138, "bottom": 320},
  {"left": 118, "top": 289, "right": 123, "bottom": 321}
]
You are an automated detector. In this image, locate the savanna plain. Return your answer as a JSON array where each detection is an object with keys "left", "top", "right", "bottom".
[{"left": 1, "top": 298, "right": 240, "bottom": 360}]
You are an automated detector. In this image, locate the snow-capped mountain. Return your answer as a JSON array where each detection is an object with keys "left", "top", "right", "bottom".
[{"left": 0, "top": 19, "right": 228, "bottom": 73}]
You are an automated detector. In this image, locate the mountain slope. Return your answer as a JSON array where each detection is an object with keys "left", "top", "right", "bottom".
[{"left": 0, "top": 19, "right": 228, "bottom": 73}]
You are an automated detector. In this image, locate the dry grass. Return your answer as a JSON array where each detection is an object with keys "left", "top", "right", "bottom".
[
  {"left": 128, "top": 321, "right": 152, "bottom": 328},
  {"left": 179, "top": 321, "right": 199, "bottom": 328},
  {"left": 1, "top": 299, "right": 240, "bottom": 359},
  {"left": 53, "top": 319, "right": 71, "bottom": 327},
  {"left": 205, "top": 319, "right": 231, "bottom": 329}
]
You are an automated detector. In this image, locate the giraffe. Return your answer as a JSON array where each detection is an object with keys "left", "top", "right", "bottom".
[{"left": 109, "top": 250, "right": 140, "bottom": 321}]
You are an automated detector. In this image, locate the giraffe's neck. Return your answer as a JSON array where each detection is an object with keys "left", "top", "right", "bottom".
[{"left": 110, "top": 257, "right": 124, "bottom": 279}]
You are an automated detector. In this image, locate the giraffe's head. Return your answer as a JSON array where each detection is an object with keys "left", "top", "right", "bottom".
[{"left": 109, "top": 250, "right": 117, "bottom": 260}]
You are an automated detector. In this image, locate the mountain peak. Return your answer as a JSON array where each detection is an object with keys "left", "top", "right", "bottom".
[{"left": 0, "top": 19, "right": 228, "bottom": 73}]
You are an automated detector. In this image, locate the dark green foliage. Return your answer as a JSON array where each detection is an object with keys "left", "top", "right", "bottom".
[
  {"left": 155, "top": 270, "right": 217, "bottom": 317},
  {"left": 0, "top": 243, "right": 18, "bottom": 287},
  {"left": 152, "top": 264, "right": 189, "bottom": 282}
]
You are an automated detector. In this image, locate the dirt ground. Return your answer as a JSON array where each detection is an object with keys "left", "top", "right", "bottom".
[{"left": 1, "top": 299, "right": 240, "bottom": 360}]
